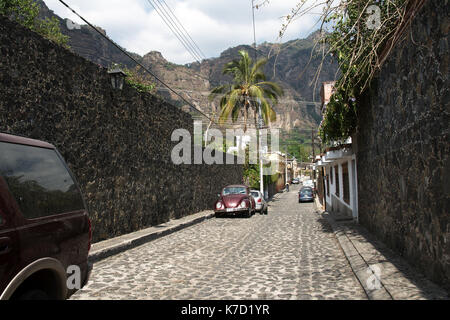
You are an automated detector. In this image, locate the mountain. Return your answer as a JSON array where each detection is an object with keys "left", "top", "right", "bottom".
[{"left": 36, "top": 0, "right": 338, "bottom": 132}]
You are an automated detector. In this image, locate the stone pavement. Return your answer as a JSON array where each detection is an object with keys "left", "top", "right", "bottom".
[
  {"left": 315, "top": 198, "right": 448, "bottom": 300},
  {"left": 71, "top": 184, "right": 367, "bottom": 300},
  {"left": 88, "top": 210, "right": 215, "bottom": 263},
  {"left": 71, "top": 184, "right": 448, "bottom": 300}
]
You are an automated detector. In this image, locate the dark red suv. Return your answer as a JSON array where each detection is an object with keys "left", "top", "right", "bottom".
[{"left": 0, "top": 133, "right": 91, "bottom": 300}]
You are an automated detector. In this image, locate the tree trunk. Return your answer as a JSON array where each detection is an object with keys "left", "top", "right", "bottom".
[{"left": 243, "top": 99, "right": 249, "bottom": 132}]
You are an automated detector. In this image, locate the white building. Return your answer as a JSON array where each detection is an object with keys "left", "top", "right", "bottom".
[
  {"left": 316, "top": 140, "right": 358, "bottom": 221},
  {"left": 317, "top": 81, "right": 359, "bottom": 221}
]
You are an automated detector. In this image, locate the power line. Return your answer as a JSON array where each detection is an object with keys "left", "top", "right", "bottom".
[
  {"left": 153, "top": 0, "right": 204, "bottom": 61},
  {"left": 57, "top": 0, "right": 214, "bottom": 123},
  {"left": 146, "top": 0, "right": 203, "bottom": 63},
  {"left": 159, "top": 0, "right": 207, "bottom": 59},
  {"left": 147, "top": 0, "right": 200, "bottom": 62},
  {"left": 251, "top": 0, "right": 257, "bottom": 62},
  {"left": 154, "top": 87, "right": 321, "bottom": 105}
]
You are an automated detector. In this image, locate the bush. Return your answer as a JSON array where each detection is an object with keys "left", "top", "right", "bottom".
[
  {"left": 123, "top": 65, "right": 156, "bottom": 94},
  {"left": 0, "top": 0, "right": 69, "bottom": 47}
]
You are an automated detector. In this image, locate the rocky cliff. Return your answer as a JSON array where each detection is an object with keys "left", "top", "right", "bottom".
[{"left": 36, "top": 0, "right": 338, "bottom": 131}]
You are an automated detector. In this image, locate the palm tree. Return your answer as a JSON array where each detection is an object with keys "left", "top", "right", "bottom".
[{"left": 208, "top": 50, "right": 284, "bottom": 132}]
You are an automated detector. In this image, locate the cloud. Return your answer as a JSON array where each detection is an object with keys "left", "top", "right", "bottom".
[{"left": 44, "top": 0, "right": 323, "bottom": 64}]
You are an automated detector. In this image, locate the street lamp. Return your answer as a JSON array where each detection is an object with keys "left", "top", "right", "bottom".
[{"left": 108, "top": 67, "right": 127, "bottom": 90}]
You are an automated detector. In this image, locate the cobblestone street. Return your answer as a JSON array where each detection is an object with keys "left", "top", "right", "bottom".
[{"left": 71, "top": 185, "right": 367, "bottom": 300}]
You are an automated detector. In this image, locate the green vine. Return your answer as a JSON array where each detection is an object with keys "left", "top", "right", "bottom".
[
  {"left": 279, "top": 0, "right": 413, "bottom": 143},
  {"left": 0, "top": 0, "right": 69, "bottom": 48},
  {"left": 122, "top": 65, "right": 156, "bottom": 94}
]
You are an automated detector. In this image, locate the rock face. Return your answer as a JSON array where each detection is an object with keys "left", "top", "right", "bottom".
[
  {"left": 187, "top": 37, "right": 338, "bottom": 130},
  {"left": 355, "top": 0, "right": 449, "bottom": 292},
  {"left": 36, "top": 0, "right": 140, "bottom": 68},
  {"left": 0, "top": 15, "right": 243, "bottom": 242},
  {"left": 35, "top": 0, "right": 338, "bottom": 131}
]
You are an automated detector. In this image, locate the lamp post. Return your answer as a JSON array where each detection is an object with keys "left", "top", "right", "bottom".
[{"left": 108, "top": 67, "right": 127, "bottom": 90}]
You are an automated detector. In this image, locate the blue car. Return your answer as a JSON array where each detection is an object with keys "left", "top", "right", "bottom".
[{"left": 298, "top": 187, "right": 314, "bottom": 203}]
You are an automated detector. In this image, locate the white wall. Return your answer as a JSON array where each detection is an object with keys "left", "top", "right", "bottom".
[{"left": 323, "top": 157, "right": 358, "bottom": 220}]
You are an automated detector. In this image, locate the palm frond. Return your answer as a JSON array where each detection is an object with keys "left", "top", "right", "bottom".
[
  {"left": 250, "top": 58, "right": 267, "bottom": 78},
  {"left": 257, "top": 81, "right": 284, "bottom": 97},
  {"left": 209, "top": 50, "right": 284, "bottom": 130},
  {"left": 219, "top": 89, "right": 241, "bottom": 123},
  {"left": 208, "top": 84, "right": 231, "bottom": 102},
  {"left": 260, "top": 97, "right": 277, "bottom": 123}
]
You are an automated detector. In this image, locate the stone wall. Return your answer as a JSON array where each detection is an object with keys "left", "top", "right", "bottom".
[
  {"left": 0, "top": 16, "right": 243, "bottom": 242},
  {"left": 356, "top": 0, "right": 449, "bottom": 290}
]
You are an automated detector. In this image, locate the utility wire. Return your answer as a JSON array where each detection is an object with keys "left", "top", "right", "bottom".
[
  {"left": 154, "top": 0, "right": 203, "bottom": 60},
  {"left": 151, "top": 0, "right": 203, "bottom": 62},
  {"left": 159, "top": 0, "right": 207, "bottom": 60},
  {"left": 57, "top": 0, "right": 214, "bottom": 123},
  {"left": 147, "top": 0, "right": 200, "bottom": 62},
  {"left": 251, "top": 0, "right": 257, "bottom": 62},
  {"left": 147, "top": 0, "right": 203, "bottom": 63},
  {"left": 153, "top": 87, "right": 321, "bottom": 104}
]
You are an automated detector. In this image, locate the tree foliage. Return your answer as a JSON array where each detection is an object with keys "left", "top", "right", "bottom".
[
  {"left": 242, "top": 145, "right": 260, "bottom": 189},
  {"left": 122, "top": 65, "right": 156, "bottom": 94},
  {"left": 0, "top": 0, "right": 69, "bottom": 47},
  {"left": 209, "top": 50, "right": 284, "bottom": 132},
  {"left": 279, "top": 0, "right": 414, "bottom": 143}
]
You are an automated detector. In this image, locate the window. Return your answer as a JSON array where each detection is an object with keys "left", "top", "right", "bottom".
[
  {"left": 326, "top": 175, "right": 330, "bottom": 196},
  {"left": 0, "top": 142, "right": 85, "bottom": 219},
  {"left": 222, "top": 186, "right": 247, "bottom": 195},
  {"left": 300, "top": 189, "right": 312, "bottom": 196},
  {"left": 330, "top": 167, "right": 333, "bottom": 184},
  {"left": 335, "top": 165, "right": 340, "bottom": 197},
  {"left": 0, "top": 213, "right": 3, "bottom": 226},
  {"left": 342, "top": 162, "right": 350, "bottom": 204}
]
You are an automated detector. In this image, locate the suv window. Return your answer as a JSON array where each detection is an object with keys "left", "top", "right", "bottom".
[
  {"left": 0, "top": 142, "right": 84, "bottom": 219},
  {"left": 251, "top": 191, "right": 259, "bottom": 197}
]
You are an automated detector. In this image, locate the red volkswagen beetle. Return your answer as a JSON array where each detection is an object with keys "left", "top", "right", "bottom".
[{"left": 214, "top": 185, "right": 256, "bottom": 218}]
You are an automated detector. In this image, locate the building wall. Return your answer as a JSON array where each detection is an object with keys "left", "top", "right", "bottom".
[
  {"left": 323, "top": 157, "right": 357, "bottom": 219},
  {"left": 0, "top": 16, "right": 243, "bottom": 242},
  {"left": 355, "top": 0, "right": 449, "bottom": 290}
]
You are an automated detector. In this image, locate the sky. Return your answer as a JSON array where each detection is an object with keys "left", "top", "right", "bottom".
[{"left": 43, "top": 0, "right": 323, "bottom": 65}]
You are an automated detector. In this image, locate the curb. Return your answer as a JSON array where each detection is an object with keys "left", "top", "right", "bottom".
[
  {"left": 88, "top": 211, "right": 215, "bottom": 264},
  {"left": 314, "top": 198, "right": 392, "bottom": 300}
]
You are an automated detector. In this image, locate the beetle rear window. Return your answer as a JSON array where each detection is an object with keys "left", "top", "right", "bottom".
[
  {"left": 0, "top": 142, "right": 84, "bottom": 219},
  {"left": 223, "top": 187, "right": 246, "bottom": 195}
]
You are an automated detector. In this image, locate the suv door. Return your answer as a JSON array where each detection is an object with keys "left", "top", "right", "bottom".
[
  {"left": 0, "top": 141, "right": 89, "bottom": 298},
  {"left": 0, "top": 177, "right": 19, "bottom": 295}
]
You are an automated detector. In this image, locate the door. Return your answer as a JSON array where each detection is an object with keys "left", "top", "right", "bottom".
[
  {"left": 0, "top": 142, "right": 88, "bottom": 274},
  {"left": 0, "top": 180, "right": 19, "bottom": 296}
]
